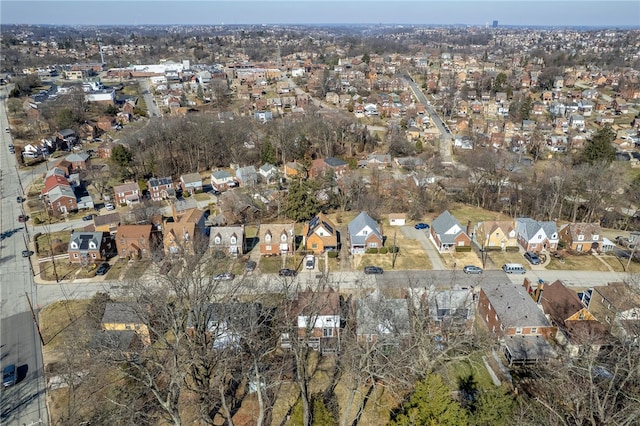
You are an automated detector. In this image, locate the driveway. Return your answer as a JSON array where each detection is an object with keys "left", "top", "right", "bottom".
[{"left": 399, "top": 225, "right": 445, "bottom": 270}]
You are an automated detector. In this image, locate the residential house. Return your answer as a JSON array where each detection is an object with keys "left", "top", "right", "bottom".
[
  {"left": 94, "top": 212, "right": 121, "bottom": 234},
  {"left": 570, "top": 114, "right": 586, "bottom": 131},
  {"left": 47, "top": 185, "right": 78, "bottom": 214},
  {"left": 477, "top": 281, "right": 557, "bottom": 365},
  {"left": 55, "top": 128, "right": 77, "bottom": 150},
  {"left": 209, "top": 225, "right": 246, "bottom": 256},
  {"left": 147, "top": 176, "right": 175, "bottom": 201},
  {"left": 516, "top": 218, "right": 558, "bottom": 252},
  {"left": 65, "top": 152, "right": 91, "bottom": 171},
  {"left": 473, "top": 220, "right": 518, "bottom": 251},
  {"left": 388, "top": 213, "right": 406, "bottom": 227},
  {"left": 42, "top": 175, "right": 71, "bottom": 197},
  {"left": 211, "top": 170, "right": 236, "bottom": 191},
  {"left": 526, "top": 279, "right": 610, "bottom": 356},
  {"left": 68, "top": 231, "right": 114, "bottom": 264},
  {"left": 163, "top": 208, "right": 207, "bottom": 256},
  {"left": 97, "top": 140, "right": 115, "bottom": 159},
  {"left": 113, "top": 182, "right": 141, "bottom": 206},
  {"left": 259, "top": 222, "right": 296, "bottom": 256},
  {"left": 101, "top": 302, "right": 150, "bottom": 345},
  {"left": 281, "top": 287, "right": 343, "bottom": 354},
  {"left": 429, "top": 288, "right": 475, "bottom": 331},
  {"left": 347, "top": 211, "right": 383, "bottom": 254},
  {"left": 235, "top": 165, "right": 258, "bottom": 187},
  {"left": 558, "top": 223, "right": 602, "bottom": 253},
  {"left": 356, "top": 289, "right": 410, "bottom": 345},
  {"left": 180, "top": 172, "right": 203, "bottom": 195},
  {"left": 362, "top": 153, "right": 392, "bottom": 169},
  {"left": 583, "top": 282, "right": 640, "bottom": 343},
  {"left": 115, "top": 224, "right": 154, "bottom": 259},
  {"left": 284, "top": 161, "right": 305, "bottom": 178},
  {"left": 309, "top": 157, "right": 349, "bottom": 179},
  {"left": 303, "top": 213, "right": 339, "bottom": 254},
  {"left": 258, "top": 163, "right": 278, "bottom": 184},
  {"left": 429, "top": 210, "right": 471, "bottom": 253}
]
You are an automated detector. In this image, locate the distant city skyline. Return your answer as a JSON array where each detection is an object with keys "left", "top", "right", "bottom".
[{"left": 1, "top": 1, "right": 639, "bottom": 28}]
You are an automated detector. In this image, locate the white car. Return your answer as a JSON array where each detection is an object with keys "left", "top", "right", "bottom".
[
  {"left": 105, "top": 203, "right": 115, "bottom": 211},
  {"left": 305, "top": 254, "right": 315, "bottom": 270}
]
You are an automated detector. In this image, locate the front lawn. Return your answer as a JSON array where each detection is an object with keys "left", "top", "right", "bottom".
[
  {"left": 546, "top": 253, "right": 611, "bottom": 271},
  {"left": 36, "top": 231, "right": 73, "bottom": 257},
  {"left": 39, "top": 259, "right": 79, "bottom": 282},
  {"left": 124, "top": 259, "right": 152, "bottom": 280}
]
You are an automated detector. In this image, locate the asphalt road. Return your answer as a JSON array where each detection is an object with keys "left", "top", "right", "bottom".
[
  {"left": 1, "top": 85, "right": 48, "bottom": 426},
  {"left": 404, "top": 75, "right": 453, "bottom": 165}
]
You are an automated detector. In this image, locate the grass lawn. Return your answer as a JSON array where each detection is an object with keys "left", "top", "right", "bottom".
[
  {"left": 600, "top": 255, "right": 640, "bottom": 273},
  {"left": 192, "top": 192, "right": 211, "bottom": 202},
  {"left": 40, "top": 299, "right": 94, "bottom": 351},
  {"left": 36, "top": 231, "right": 73, "bottom": 257},
  {"left": 439, "top": 203, "right": 512, "bottom": 226},
  {"left": 441, "top": 250, "right": 483, "bottom": 269},
  {"left": 259, "top": 256, "right": 284, "bottom": 274},
  {"left": 482, "top": 251, "right": 526, "bottom": 270},
  {"left": 104, "top": 259, "right": 127, "bottom": 280},
  {"left": 546, "top": 253, "right": 611, "bottom": 271},
  {"left": 124, "top": 259, "right": 152, "bottom": 280},
  {"left": 39, "top": 259, "right": 79, "bottom": 282},
  {"left": 441, "top": 352, "right": 499, "bottom": 392}
]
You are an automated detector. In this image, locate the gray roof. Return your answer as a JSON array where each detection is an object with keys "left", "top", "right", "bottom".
[
  {"left": 481, "top": 282, "right": 551, "bottom": 328},
  {"left": 431, "top": 210, "right": 466, "bottom": 245},
  {"left": 69, "top": 231, "right": 104, "bottom": 252},
  {"left": 212, "top": 170, "right": 232, "bottom": 179},
  {"left": 47, "top": 185, "right": 76, "bottom": 202},
  {"left": 181, "top": 172, "right": 202, "bottom": 184},
  {"left": 504, "top": 335, "right": 556, "bottom": 363},
  {"left": 209, "top": 225, "right": 245, "bottom": 247},
  {"left": 148, "top": 176, "right": 173, "bottom": 187},
  {"left": 356, "top": 292, "right": 410, "bottom": 338},
  {"left": 65, "top": 152, "right": 90, "bottom": 163},
  {"left": 430, "top": 289, "right": 474, "bottom": 321},
  {"left": 259, "top": 163, "right": 277, "bottom": 173},
  {"left": 348, "top": 211, "right": 382, "bottom": 246},
  {"left": 325, "top": 157, "right": 347, "bottom": 168},
  {"left": 102, "top": 302, "right": 146, "bottom": 325},
  {"left": 236, "top": 165, "right": 257, "bottom": 178},
  {"left": 516, "top": 218, "right": 557, "bottom": 241}
]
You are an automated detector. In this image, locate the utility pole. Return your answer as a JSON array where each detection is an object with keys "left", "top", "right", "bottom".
[
  {"left": 25, "top": 292, "right": 45, "bottom": 346},
  {"left": 391, "top": 230, "right": 399, "bottom": 269}
]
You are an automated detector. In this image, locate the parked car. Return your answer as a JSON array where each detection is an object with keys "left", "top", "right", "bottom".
[
  {"left": 414, "top": 223, "right": 429, "bottom": 230},
  {"left": 213, "top": 272, "right": 235, "bottom": 281},
  {"left": 364, "top": 266, "right": 384, "bottom": 275},
  {"left": 17, "top": 214, "right": 29, "bottom": 223},
  {"left": 95, "top": 263, "right": 110, "bottom": 275},
  {"left": 245, "top": 260, "right": 256, "bottom": 272},
  {"left": 16, "top": 196, "right": 24, "bottom": 203},
  {"left": 3, "top": 364, "right": 17, "bottom": 387},
  {"left": 104, "top": 203, "right": 115, "bottom": 211},
  {"left": 524, "top": 251, "right": 541, "bottom": 265},
  {"left": 463, "top": 265, "right": 483, "bottom": 274},
  {"left": 4, "top": 127, "right": 9, "bottom": 133},
  {"left": 305, "top": 254, "right": 315, "bottom": 270},
  {"left": 21, "top": 250, "right": 34, "bottom": 258},
  {"left": 82, "top": 214, "right": 94, "bottom": 221},
  {"left": 278, "top": 268, "right": 297, "bottom": 277}
]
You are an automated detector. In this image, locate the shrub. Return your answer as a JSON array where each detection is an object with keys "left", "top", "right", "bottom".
[
  {"left": 327, "top": 251, "right": 339, "bottom": 258},
  {"left": 366, "top": 248, "right": 379, "bottom": 254},
  {"left": 388, "top": 246, "right": 400, "bottom": 254},
  {"left": 455, "top": 246, "right": 472, "bottom": 252},
  {"left": 379, "top": 247, "right": 389, "bottom": 254},
  {"left": 505, "top": 246, "right": 520, "bottom": 252}
]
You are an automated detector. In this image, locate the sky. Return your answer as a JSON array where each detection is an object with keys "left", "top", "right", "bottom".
[{"left": 1, "top": 0, "right": 639, "bottom": 27}]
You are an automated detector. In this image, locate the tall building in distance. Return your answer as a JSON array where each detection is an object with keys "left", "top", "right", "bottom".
[{"left": 492, "top": 20, "right": 499, "bottom": 28}]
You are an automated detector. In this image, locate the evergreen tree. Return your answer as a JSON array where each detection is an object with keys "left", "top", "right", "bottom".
[
  {"left": 580, "top": 125, "right": 616, "bottom": 164},
  {"left": 284, "top": 177, "right": 320, "bottom": 222},
  {"left": 110, "top": 144, "right": 134, "bottom": 180},
  {"left": 391, "top": 374, "right": 468, "bottom": 426},
  {"left": 469, "top": 388, "right": 516, "bottom": 426},
  {"left": 261, "top": 140, "right": 277, "bottom": 165}
]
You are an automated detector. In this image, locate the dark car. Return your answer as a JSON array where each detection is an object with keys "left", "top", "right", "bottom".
[
  {"left": 414, "top": 223, "right": 429, "bottom": 230},
  {"left": 16, "top": 196, "right": 24, "bottom": 203},
  {"left": 82, "top": 214, "right": 94, "bottom": 221},
  {"left": 21, "top": 250, "right": 34, "bottom": 258},
  {"left": 463, "top": 265, "right": 483, "bottom": 274},
  {"left": 3, "top": 364, "right": 17, "bottom": 387},
  {"left": 17, "top": 214, "right": 29, "bottom": 223},
  {"left": 245, "top": 260, "right": 257, "bottom": 272},
  {"left": 278, "top": 268, "right": 297, "bottom": 277},
  {"left": 364, "top": 266, "right": 384, "bottom": 275},
  {"left": 524, "top": 251, "right": 541, "bottom": 265},
  {"left": 95, "top": 263, "right": 110, "bottom": 275}
]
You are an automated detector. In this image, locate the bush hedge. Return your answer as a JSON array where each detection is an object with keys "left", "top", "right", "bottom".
[
  {"left": 388, "top": 246, "right": 400, "bottom": 253},
  {"left": 379, "top": 247, "right": 388, "bottom": 254},
  {"left": 455, "top": 246, "right": 473, "bottom": 252},
  {"left": 327, "top": 251, "right": 338, "bottom": 258},
  {"left": 365, "top": 248, "right": 379, "bottom": 254}
]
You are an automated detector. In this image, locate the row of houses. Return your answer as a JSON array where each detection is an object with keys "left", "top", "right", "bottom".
[
  {"left": 431, "top": 210, "right": 611, "bottom": 254},
  {"left": 92, "top": 278, "right": 640, "bottom": 365}
]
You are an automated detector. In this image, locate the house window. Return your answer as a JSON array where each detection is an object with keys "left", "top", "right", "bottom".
[
  {"left": 530, "top": 327, "right": 537, "bottom": 334},
  {"left": 593, "top": 235, "right": 599, "bottom": 240},
  {"left": 265, "top": 245, "right": 272, "bottom": 251},
  {"left": 73, "top": 253, "right": 78, "bottom": 258},
  {"left": 369, "top": 242, "right": 378, "bottom": 248},
  {"left": 312, "top": 243, "right": 318, "bottom": 249},
  {"left": 265, "top": 234, "right": 272, "bottom": 242},
  {"left": 579, "top": 313, "right": 585, "bottom": 320},
  {"left": 515, "top": 327, "right": 522, "bottom": 334},
  {"left": 230, "top": 236, "right": 237, "bottom": 244},
  {"left": 281, "top": 234, "right": 287, "bottom": 242},
  {"left": 323, "top": 328, "right": 334, "bottom": 337},
  {"left": 91, "top": 253, "right": 97, "bottom": 259},
  {"left": 214, "top": 236, "right": 221, "bottom": 244},
  {"left": 125, "top": 324, "right": 131, "bottom": 330},
  {"left": 577, "top": 235, "right": 584, "bottom": 241}
]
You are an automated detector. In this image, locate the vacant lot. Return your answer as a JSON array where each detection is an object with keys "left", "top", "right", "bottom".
[{"left": 36, "top": 230, "right": 72, "bottom": 257}]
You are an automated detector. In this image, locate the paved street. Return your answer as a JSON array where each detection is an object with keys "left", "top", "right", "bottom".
[{"left": 0, "top": 85, "right": 48, "bottom": 426}]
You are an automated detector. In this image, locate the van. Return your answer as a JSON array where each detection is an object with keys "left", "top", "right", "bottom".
[{"left": 502, "top": 263, "right": 526, "bottom": 274}]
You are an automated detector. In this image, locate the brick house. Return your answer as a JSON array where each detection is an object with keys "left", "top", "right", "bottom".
[
  {"left": 113, "top": 182, "right": 141, "bottom": 206},
  {"left": 516, "top": 218, "right": 558, "bottom": 252},
  {"left": 116, "top": 224, "right": 154, "bottom": 259},
  {"left": 558, "top": 222, "right": 602, "bottom": 253},
  {"left": 258, "top": 223, "right": 295, "bottom": 256},
  {"left": 148, "top": 177, "right": 175, "bottom": 201},
  {"left": 303, "top": 213, "right": 339, "bottom": 254},
  {"left": 209, "top": 225, "right": 246, "bottom": 256},
  {"left": 429, "top": 210, "right": 471, "bottom": 253},
  {"left": 347, "top": 211, "right": 383, "bottom": 254},
  {"left": 68, "top": 231, "right": 114, "bottom": 264}
]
